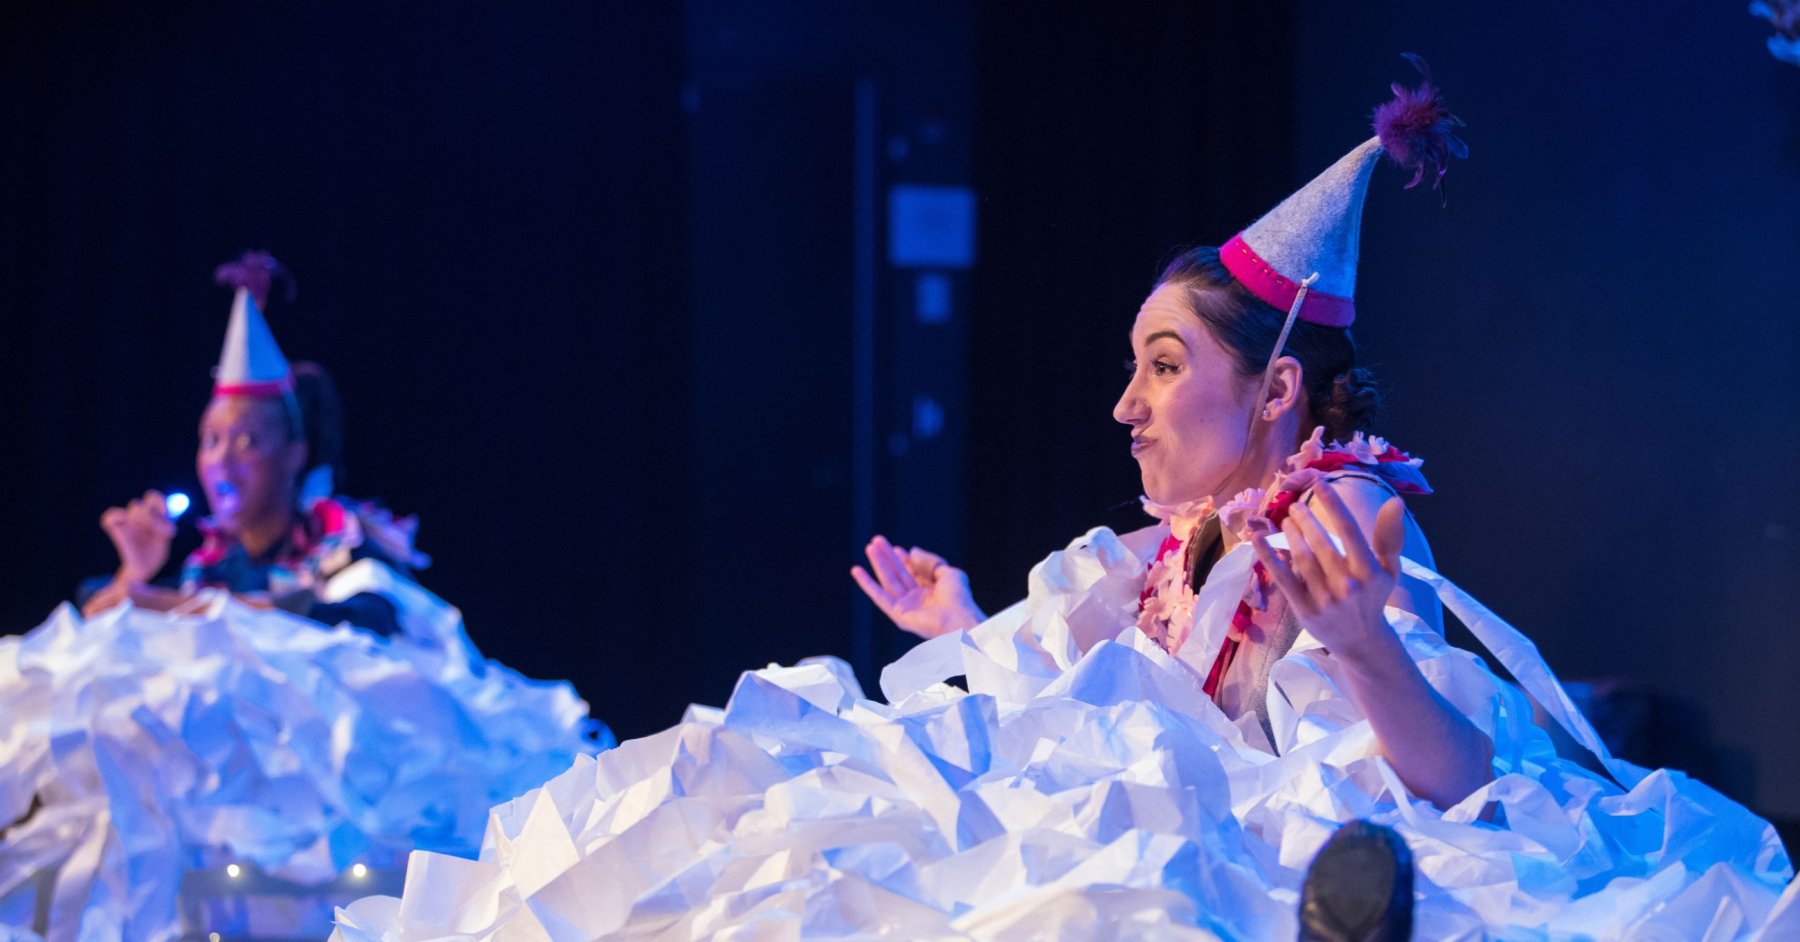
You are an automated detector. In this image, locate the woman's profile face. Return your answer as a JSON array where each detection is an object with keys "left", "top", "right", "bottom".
[
  {"left": 196, "top": 395, "right": 307, "bottom": 532},
  {"left": 1113, "top": 282, "right": 1257, "bottom": 506}
]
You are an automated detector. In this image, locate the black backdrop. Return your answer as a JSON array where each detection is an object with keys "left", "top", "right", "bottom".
[
  {"left": 0, "top": 0, "right": 694, "bottom": 730},
  {"left": 5, "top": 2, "right": 1797, "bottom": 832}
]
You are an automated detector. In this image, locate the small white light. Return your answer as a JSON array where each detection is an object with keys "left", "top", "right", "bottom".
[
  {"left": 226, "top": 863, "right": 241, "bottom": 879},
  {"left": 351, "top": 863, "right": 368, "bottom": 879},
  {"left": 165, "top": 492, "right": 192, "bottom": 520},
  {"left": 209, "top": 934, "right": 221, "bottom": 942}
]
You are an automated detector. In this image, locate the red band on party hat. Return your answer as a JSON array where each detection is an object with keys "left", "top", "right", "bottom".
[{"left": 1219, "top": 235, "right": 1356, "bottom": 328}]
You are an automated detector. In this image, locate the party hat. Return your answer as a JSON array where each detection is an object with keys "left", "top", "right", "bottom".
[
  {"left": 1221, "top": 55, "right": 1467, "bottom": 328},
  {"left": 212, "top": 251, "right": 295, "bottom": 395}
]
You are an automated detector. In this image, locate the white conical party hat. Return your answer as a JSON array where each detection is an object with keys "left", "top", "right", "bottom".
[
  {"left": 212, "top": 251, "right": 294, "bottom": 395},
  {"left": 1220, "top": 56, "right": 1466, "bottom": 328}
]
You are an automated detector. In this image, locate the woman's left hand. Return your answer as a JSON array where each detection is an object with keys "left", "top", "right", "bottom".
[{"left": 1250, "top": 485, "right": 1407, "bottom": 656}]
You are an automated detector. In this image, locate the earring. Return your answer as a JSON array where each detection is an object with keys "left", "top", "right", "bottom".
[{"left": 1262, "top": 409, "right": 1272, "bottom": 419}]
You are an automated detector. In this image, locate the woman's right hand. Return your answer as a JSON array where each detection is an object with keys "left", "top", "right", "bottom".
[
  {"left": 100, "top": 490, "right": 175, "bottom": 584},
  {"left": 81, "top": 580, "right": 188, "bottom": 618},
  {"left": 851, "top": 535, "right": 984, "bottom": 639}
]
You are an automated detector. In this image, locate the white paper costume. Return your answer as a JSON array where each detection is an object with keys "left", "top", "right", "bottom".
[
  {"left": 328, "top": 445, "right": 1795, "bottom": 940},
  {"left": 1, "top": 581, "right": 604, "bottom": 941},
  {"left": 328, "top": 62, "right": 1796, "bottom": 939}
]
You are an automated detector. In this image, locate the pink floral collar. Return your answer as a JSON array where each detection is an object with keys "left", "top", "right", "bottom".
[
  {"left": 1219, "top": 427, "right": 1430, "bottom": 542},
  {"left": 1134, "top": 495, "right": 1214, "bottom": 655}
]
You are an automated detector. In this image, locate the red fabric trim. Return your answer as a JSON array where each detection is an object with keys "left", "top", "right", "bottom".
[
  {"left": 310, "top": 498, "right": 348, "bottom": 538},
  {"left": 1138, "top": 533, "right": 1184, "bottom": 611},
  {"left": 191, "top": 517, "right": 230, "bottom": 566},
  {"left": 1219, "top": 235, "right": 1356, "bottom": 328},
  {"left": 1264, "top": 490, "right": 1300, "bottom": 526},
  {"left": 1204, "top": 630, "right": 1240, "bottom": 698}
]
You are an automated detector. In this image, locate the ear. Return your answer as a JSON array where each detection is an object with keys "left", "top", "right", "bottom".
[
  {"left": 1261, "top": 355, "right": 1304, "bottom": 421},
  {"left": 281, "top": 438, "right": 311, "bottom": 486}
]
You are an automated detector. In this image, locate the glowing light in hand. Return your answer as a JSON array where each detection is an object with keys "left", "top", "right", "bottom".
[{"left": 165, "top": 492, "right": 192, "bottom": 520}]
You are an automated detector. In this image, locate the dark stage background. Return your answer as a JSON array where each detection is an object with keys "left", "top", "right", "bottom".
[{"left": 4, "top": 1, "right": 1796, "bottom": 830}]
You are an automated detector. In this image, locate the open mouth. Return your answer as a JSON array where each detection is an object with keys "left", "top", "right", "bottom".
[{"left": 210, "top": 480, "right": 240, "bottom": 514}]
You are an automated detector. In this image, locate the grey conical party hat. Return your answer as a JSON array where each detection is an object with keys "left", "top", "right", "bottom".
[{"left": 1220, "top": 56, "right": 1467, "bottom": 328}]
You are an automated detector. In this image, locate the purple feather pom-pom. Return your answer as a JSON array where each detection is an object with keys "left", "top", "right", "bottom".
[
  {"left": 213, "top": 250, "right": 297, "bottom": 309},
  {"left": 1371, "top": 53, "right": 1468, "bottom": 190}
]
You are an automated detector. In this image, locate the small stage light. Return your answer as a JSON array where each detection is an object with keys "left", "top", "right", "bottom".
[
  {"left": 165, "top": 492, "right": 192, "bottom": 520},
  {"left": 351, "top": 863, "right": 368, "bottom": 879},
  {"left": 225, "top": 863, "right": 241, "bottom": 879}
]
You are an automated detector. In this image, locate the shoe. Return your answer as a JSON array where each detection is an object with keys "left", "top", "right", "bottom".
[{"left": 1298, "top": 819, "right": 1414, "bottom": 942}]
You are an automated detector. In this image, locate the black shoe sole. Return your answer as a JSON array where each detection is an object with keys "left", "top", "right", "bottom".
[{"left": 1298, "top": 820, "right": 1415, "bottom": 942}]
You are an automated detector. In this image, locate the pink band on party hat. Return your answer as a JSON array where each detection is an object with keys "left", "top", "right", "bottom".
[
  {"left": 214, "top": 376, "right": 295, "bottom": 397},
  {"left": 1220, "top": 235, "right": 1356, "bottom": 328}
]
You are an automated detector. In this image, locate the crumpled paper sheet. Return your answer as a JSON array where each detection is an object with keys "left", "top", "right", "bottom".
[
  {"left": 0, "top": 560, "right": 607, "bottom": 942},
  {"left": 335, "top": 529, "right": 1793, "bottom": 941}
]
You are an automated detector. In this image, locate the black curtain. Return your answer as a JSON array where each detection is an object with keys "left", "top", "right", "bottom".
[
  {"left": 1, "top": 1, "right": 1301, "bottom": 742},
  {"left": 0, "top": 1, "right": 693, "bottom": 738},
  {"left": 964, "top": 3, "right": 1298, "bottom": 613}
]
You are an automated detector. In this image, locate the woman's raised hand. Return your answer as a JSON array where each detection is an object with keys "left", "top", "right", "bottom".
[
  {"left": 851, "top": 535, "right": 985, "bottom": 639},
  {"left": 1250, "top": 485, "right": 1406, "bottom": 657},
  {"left": 100, "top": 489, "right": 175, "bottom": 584}
]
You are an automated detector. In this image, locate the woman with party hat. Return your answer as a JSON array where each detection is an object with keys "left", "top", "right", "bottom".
[
  {"left": 335, "top": 61, "right": 1795, "bottom": 940},
  {"left": 81, "top": 252, "right": 424, "bottom": 634},
  {"left": 1, "top": 253, "right": 608, "bottom": 942},
  {"left": 860, "top": 59, "right": 1484, "bottom": 809}
]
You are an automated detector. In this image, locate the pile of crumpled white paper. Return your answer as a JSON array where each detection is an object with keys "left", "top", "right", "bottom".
[
  {"left": 332, "top": 529, "right": 1797, "bottom": 940},
  {"left": 0, "top": 560, "right": 605, "bottom": 941}
]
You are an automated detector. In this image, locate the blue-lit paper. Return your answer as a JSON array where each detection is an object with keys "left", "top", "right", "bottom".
[{"left": 334, "top": 531, "right": 1792, "bottom": 940}]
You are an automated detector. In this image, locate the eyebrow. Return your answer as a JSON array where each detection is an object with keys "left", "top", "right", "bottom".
[{"left": 1141, "top": 330, "right": 1189, "bottom": 350}]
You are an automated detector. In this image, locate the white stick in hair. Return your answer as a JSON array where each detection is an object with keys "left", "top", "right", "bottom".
[
  {"left": 1252, "top": 271, "right": 1319, "bottom": 423},
  {"left": 1211, "top": 271, "right": 1324, "bottom": 506}
]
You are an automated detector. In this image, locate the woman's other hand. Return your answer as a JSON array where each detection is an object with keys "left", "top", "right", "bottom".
[
  {"left": 80, "top": 580, "right": 188, "bottom": 617},
  {"left": 851, "top": 535, "right": 985, "bottom": 639},
  {"left": 1251, "top": 484, "right": 1494, "bottom": 809},
  {"left": 1250, "top": 485, "right": 1405, "bottom": 657},
  {"left": 100, "top": 489, "right": 175, "bottom": 584}
]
